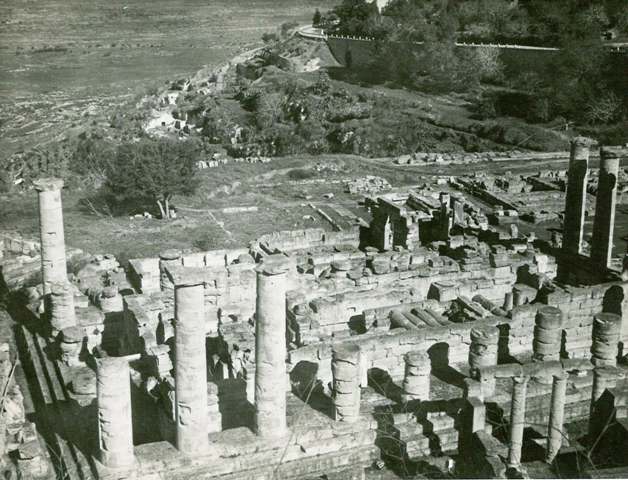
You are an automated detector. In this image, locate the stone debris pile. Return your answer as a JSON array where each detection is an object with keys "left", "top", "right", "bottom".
[{"left": 345, "top": 175, "right": 391, "bottom": 194}]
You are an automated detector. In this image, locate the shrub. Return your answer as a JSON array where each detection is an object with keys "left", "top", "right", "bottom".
[{"left": 287, "top": 168, "right": 316, "bottom": 180}]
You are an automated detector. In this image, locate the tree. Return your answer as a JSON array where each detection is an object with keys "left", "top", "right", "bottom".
[
  {"left": 313, "top": 9, "right": 322, "bottom": 26},
  {"left": 105, "top": 138, "right": 200, "bottom": 219}
]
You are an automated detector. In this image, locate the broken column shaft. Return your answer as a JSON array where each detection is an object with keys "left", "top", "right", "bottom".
[
  {"left": 255, "top": 254, "right": 291, "bottom": 438},
  {"left": 532, "top": 306, "right": 562, "bottom": 365},
  {"left": 562, "top": 138, "right": 591, "bottom": 256},
  {"left": 33, "top": 178, "right": 68, "bottom": 294},
  {"left": 546, "top": 371, "right": 568, "bottom": 463},
  {"left": 49, "top": 280, "right": 76, "bottom": 334},
  {"left": 468, "top": 326, "right": 499, "bottom": 379},
  {"left": 332, "top": 343, "right": 362, "bottom": 422},
  {"left": 159, "top": 250, "right": 181, "bottom": 291},
  {"left": 591, "top": 313, "right": 621, "bottom": 366},
  {"left": 173, "top": 275, "right": 209, "bottom": 454},
  {"left": 507, "top": 375, "right": 529, "bottom": 469},
  {"left": 96, "top": 355, "right": 138, "bottom": 469},
  {"left": 591, "top": 147, "right": 620, "bottom": 269},
  {"left": 402, "top": 351, "right": 430, "bottom": 401}
]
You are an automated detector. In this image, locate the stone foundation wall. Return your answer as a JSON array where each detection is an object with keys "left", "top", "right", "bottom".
[
  {"left": 507, "top": 282, "right": 628, "bottom": 359},
  {"left": 289, "top": 316, "right": 502, "bottom": 385},
  {"left": 253, "top": 228, "right": 360, "bottom": 256}
]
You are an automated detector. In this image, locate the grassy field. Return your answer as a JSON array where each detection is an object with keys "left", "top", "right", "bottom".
[
  {"left": 0, "top": 154, "right": 395, "bottom": 263},
  {"left": 3, "top": 149, "right": 627, "bottom": 264},
  {"left": 0, "top": 0, "right": 334, "bottom": 158}
]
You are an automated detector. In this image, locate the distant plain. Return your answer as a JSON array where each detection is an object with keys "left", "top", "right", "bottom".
[{"left": 0, "top": 0, "right": 332, "bottom": 156}]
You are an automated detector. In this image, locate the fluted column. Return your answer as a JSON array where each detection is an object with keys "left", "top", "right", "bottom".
[
  {"left": 173, "top": 274, "right": 209, "bottom": 454},
  {"left": 33, "top": 178, "right": 67, "bottom": 294},
  {"left": 255, "top": 254, "right": 291, "bottom": 438},
  {"left": 507, "top": 375, "right": 529, "bottom": 469},
  {"left": 562, "top": 137, "right": 591, "bottom": 256},
  {"left": 546, "top": 371, "right": 568, "bottom": 463},
  {"left": 591, "top": 147, "right": 619, "bottom": 268},
  {"left": 96, "top": 354, "right": 139, "bottom": 469}
]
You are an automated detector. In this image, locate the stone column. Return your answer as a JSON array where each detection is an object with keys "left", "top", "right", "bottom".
[
  {"left": 439, "top": 192, "right": 451, "bottom": 240},
  {"left": 589, "top": 365, "right": 619, "bottom": 442},
  {"left": 562, "top": 137, "right": 591, "bottom": 256},
  {"left": 468, "top": 326, "right": 499, "bottom": 379},
  {"left": 98, "top": 285, "right": 123, "bottom": 313},
  {"left": 622, "top": 249, "right": 628, "bottom": 281},
  {"left": 512, "top": 286, "right": 523, "bottom": 308},
  {"left": 591, "top": 147, "right": 620, "bottom": 268},
  {"left": 332, "top": 343, "right": 361, "bottom": 422},
  {"left": 507, "top": 376, "right": 529, "bottom": 469},
  {"left": 159, "top": 249, "right": 181, "bottom": 291},
  {"left": 49, "top": 280, "right": 76, "bottom": 335},
  {"left": 96, "top": 355, "right": 138, "bottom": 469},
  {"left": 591, "top": 313, "right": 621, "bottom": 366},
  {"left": 546, "top": 371, "right": 568, "bottom": 463},
  {"left": 173, "top": 277, "right": 209, "bottom": 454},
  {"left": 33, "top": 178, "right": 67, "bottom": 294},
  {"left": 532, "top": 306, "right": 562, "bottom": 364},
  {"left": 503, "top": 292, "right": 513, "bottom": 311},
  {"left": 402, "top": 351, "right": 430, "bottom": 402},
  {"left": 255, "top": 254, "right": 291, "bottom": 438}
]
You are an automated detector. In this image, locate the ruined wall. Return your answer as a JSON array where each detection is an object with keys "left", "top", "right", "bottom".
[
  {"left": 507, "top": 281, "right": 628, "bottom": 359},
  {"left": 253, "top": 228, "right": 360, "bottom": 256},
  {"left": 288, "top": 315, "right": 501, "bottom": 386}
]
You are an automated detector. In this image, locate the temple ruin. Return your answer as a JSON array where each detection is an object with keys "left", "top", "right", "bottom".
[{"left": 1, "top": 140, "right": 628, "bottom": 479}]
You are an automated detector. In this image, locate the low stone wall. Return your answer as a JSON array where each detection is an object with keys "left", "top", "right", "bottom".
[{"left": 253, "top": 228, "right": 360, "bottom": 256}]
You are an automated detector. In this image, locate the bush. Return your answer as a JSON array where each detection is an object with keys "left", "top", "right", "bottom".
[{"left": 287, "top": 168, "right": 316, "bottom": 180}]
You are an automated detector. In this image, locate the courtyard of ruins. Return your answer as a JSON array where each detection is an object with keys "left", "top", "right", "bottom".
[{"left": 1, "top": 139, "right": 628, "bottom": 479}]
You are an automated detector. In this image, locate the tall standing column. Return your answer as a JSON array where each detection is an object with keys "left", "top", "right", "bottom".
[
  {"left": 546, "top": 371, "right": 568, "bottom": 463},
  {"left": 562, "top": 137, "right": 591, "bottom": 256},
  {"left": 33, "top": 178, "right": 67, "bottom": 294},
  {"left": 507, "top": 376, "right": 529, "bottom": 469},
  {"left": 439, "top": 192, "right": 451, "bottom": 240},
  {"left": 173, "top": 275, "right": 209, "bottom": 454},
  {"left": 255, "top": 254, "right": 291, "bottom": 439},
  {"left": 591, "top": 147, "right": 620, "bottom": 269},
  {"left": 96, "top": 355, "right": 138, "bottom": 469}
]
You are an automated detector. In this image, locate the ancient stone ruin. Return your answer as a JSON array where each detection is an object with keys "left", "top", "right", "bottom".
[{"left": 1, "top": 140, "right": 628, "bottom": 479}]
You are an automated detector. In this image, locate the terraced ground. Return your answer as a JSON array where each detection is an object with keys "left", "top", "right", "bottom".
[{"left": 0, "top": 0, "right": 333, "bottom": 158}]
